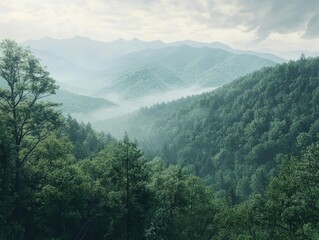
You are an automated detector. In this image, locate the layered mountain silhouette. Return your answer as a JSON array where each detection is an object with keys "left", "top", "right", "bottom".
[{"left": 23, "top": 36, "right": 279, "bottom": 104}]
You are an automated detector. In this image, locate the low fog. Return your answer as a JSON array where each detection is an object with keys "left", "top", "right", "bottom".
[
  {"left": 22, "top": 36, "right": 282, "bottom": 136},
  {"left": 72, "top": 86, "right": 217, "bottom": 125}
]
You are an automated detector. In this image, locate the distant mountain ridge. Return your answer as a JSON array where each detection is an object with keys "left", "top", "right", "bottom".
[
  {"left": 22, "top": 36, "right": 280, "bottom": 105},
  {"left": 97, "top": 45, "right": 277, "bottom": 99},
  {"left": 168, "top": 40, "right": 285, "bottom": 63},
  {"left": 23, "top": 36, "right": 285, "bottom": 66},
  {"left": 22, "top": 36, "right": 167, "bottom": 70}
]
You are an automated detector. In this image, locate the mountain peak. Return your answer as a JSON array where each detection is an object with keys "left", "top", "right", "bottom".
[
  {"left": 209, "top": 41, "right": 232, "bottom": 49},
  {"left": 130, "top": 37, "right": 142, "bottom": 43},
  {"left": 111, "top": 38, "right": 128, "bottom": 44}
]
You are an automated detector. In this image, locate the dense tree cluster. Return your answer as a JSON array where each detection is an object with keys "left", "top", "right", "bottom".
[
  {"left": 113, "top": 56, "right": 319, "bottom": 201},
  {"left": 0, "top": 115, "right": 217, "bottom": 239},
  {"left": 1, "top": 40, "right": 318, "bottom": 239}
]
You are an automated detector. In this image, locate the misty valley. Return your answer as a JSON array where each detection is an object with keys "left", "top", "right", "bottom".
[
  {"left": 1, "top": 37, "right": 319, "bottom": 240},
  {"left": 22, "top": 37, "right": 279, "bottom": 123}
]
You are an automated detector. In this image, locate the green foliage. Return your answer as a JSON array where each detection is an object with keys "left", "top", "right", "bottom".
[
  {"left": 0, "top": 111, "right": 15, "bottom": 239},
  {"left": 0, "top": 39, "right": 63, "bottom": 167},
  {"left": 81, "top": 138, "right": 152, "bottom": 240},
  {"left": 264, "top": 143, "right": 319, "bottom": 239},
  {"left": 0, "top": 39, "right": 63, "bottom": 238},
  {"left": 64, "top": 115, "right": 115, "bottom": 160},
  {"left": 214, "top": 195, "right": 269, "bottom": 240},
  {"left": 1, "top": 40, "right": 319, "bottom": 240},
  {"left": 23, "top": 135, "right": 88, "bottom": 240},
  {"left": 108, "top": 57, "right": 319, "bottom": 200},
  {"left": 146, "top": 165, "right": 216, "bottom": 240},
  {"left": 213, "top": 143, "right": 319, "bottom": 240}
]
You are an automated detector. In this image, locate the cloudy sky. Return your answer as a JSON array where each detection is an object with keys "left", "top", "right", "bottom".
[{"left": 1, "top": 0, "right": 319, "bottom": 51}]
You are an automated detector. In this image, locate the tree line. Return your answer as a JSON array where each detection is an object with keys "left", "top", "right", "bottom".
[{"left": 0, "top": 40, "right": 318, "bottom": 239}]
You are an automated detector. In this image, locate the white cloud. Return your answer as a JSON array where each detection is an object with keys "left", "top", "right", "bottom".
[{"left": 0, "top": 0, "right": 318, "bottom": 51}]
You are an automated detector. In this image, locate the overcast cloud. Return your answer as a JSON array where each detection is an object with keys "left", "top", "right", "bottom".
[
  {"left": 209, "top": 0, "right": 319, "bottom": 40},
  {"left": 0, "top": 0, "right": 318, "bottom": 51}
]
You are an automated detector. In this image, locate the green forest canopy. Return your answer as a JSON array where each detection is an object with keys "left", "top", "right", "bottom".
[
  {"left": 0, "top": 40, "right": 318, "bottom": 239},
  {"left": 103, "top": 56, "right": 319, "bottom": 199}
]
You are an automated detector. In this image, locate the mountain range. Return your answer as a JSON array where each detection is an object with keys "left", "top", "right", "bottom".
[
  {"left": 22, "top": 36, "right": 279, "bottom": 109},
  {"left": 96, "top": 45, "right": 278, "bottom": 100}
]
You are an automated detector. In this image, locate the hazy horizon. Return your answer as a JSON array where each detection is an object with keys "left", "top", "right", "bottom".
[
  {"left": 1, "top": 0, "right": 319, "bottom": 52},
  {"left": 20, "top": 35, "right": 319, "bottom": 55}
]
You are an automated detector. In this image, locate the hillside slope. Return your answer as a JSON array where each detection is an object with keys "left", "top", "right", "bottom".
[
  {"left": 49, "top": 90, "right": 116, "bottom": 114},
  {"left": 99, "top": 64, "right": 189, "bottom": 99},
  {"left": 98, "top": 57, "right": 319, "bottom": 199},
  {"left": 98, "top": 46, "right": 277, "bottom": 99}
]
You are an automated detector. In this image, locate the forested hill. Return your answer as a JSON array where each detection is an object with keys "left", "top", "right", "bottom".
[
  {"left": 97, "top": 45, "right": 277, "bottom": 100},
  {"left": 1, "top": 40, "right": 319, "bottom": 239},
  {"left": 101, "top": 56, "right": 319, "bottom": 198}
]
